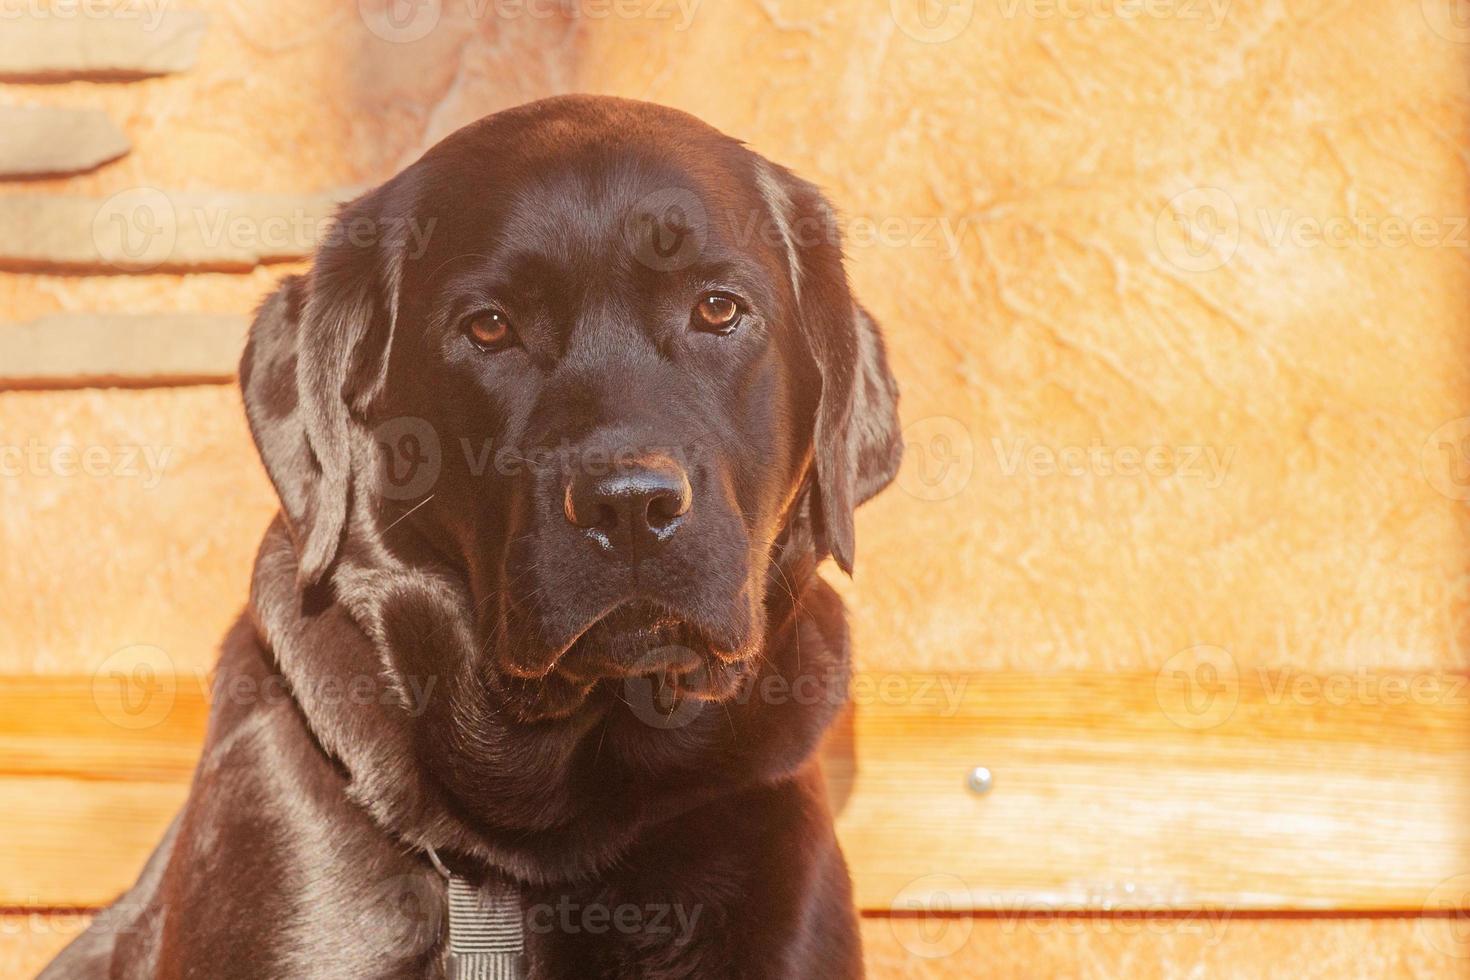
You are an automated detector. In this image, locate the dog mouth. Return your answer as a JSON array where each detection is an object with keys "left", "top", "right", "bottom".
[
  {"left": 554, "top": 600, "right": 710, "bottom": 681},
  {"left": 504, "top": 599, "right": 752, "bottom": 722}
]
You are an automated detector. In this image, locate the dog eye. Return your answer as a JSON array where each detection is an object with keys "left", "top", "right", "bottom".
[
  {"left": 463, "top": 310, "right": 516, "bottom": 351},
  {"left": 692, "top": 293, "right": 742, "bottom": 333}
]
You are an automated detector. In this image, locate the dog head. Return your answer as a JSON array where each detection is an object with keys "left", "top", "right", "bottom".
[{"left": 242, "top": 96, "right": 900, "bottom": 728}]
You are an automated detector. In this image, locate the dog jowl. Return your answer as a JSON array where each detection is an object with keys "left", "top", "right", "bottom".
[{"left": 42, "top": 96, "right": 901, "bottom": 980}]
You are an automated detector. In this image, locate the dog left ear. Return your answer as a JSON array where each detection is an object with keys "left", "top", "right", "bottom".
[
  {"left": 760, "top": 163, "right": 903, "bottom": 575},
  {"left": 240, "top": 184, "right": 407, "bottom": 588}
]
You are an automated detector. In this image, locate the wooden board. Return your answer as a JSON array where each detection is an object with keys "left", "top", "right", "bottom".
[
  {"left": 4, "top": 914, "right": 1465, "bottom": 980},
  {"left": 2, "top": 672, "right": 1468, "bottom": 913}
]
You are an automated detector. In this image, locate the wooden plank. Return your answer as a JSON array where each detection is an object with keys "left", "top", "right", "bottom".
[
  {"left": 0, "top": 106, "right": 129, "bottom": 179},
  {"left": 0, "top": 190, "right": 348, "bottom": 272},
  {"left": 0, "top": 11, "right": 207, "bottom": 81},
  {"left": 858, "top": 915, "right": 1470, "bottom": 978},
  {"left": 1, "top": 673, "right": 1468, "bottom": 911},
  {"left": 0, "top": 314, "right": 248, "bottom": 388},
  {"left": 3, "top": 914, "right": 1464, "bottom": 979},
  {"left": 0, "top": 777, "right": 186, "bottom": 909},
  {"left": 836, "top": 670, "right": 1470, "bottom": 912}
]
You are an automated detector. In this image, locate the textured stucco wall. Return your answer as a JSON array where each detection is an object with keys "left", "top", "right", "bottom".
[{"left": 3, "top": 0, "right": 1468, "bottom": 681}]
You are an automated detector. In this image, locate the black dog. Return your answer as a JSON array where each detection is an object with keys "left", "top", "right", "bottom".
[{"left": 41, "top": 96, "right": 901, "bottom": 979}]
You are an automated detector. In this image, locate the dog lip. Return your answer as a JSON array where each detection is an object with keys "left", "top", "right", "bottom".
[{"left": 551, "top": 598, "right": 714, "bottom": 677}]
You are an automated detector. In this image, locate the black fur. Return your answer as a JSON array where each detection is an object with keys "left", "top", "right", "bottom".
[{"left": 41, "top": 96, "right": 901, "bottom": 980}]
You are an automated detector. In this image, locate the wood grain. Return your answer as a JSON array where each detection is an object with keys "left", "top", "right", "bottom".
[
  {"left": 2, "top": 672, "right": 1467, "bottom": 913},
  {"left": 4, "top": 914, "right": 1465, "bottom": 980}
]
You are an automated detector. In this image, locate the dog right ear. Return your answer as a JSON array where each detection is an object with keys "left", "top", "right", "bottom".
[{"left": 240, "top": 189, "right": 406, "bottom": 588}]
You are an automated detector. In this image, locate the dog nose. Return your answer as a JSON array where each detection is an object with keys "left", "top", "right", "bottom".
[{"left": 563, "top": 456, "right": 692, "bottom": 552}]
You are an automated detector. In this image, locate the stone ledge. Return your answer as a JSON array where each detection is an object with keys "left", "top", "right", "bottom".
[
  {"left": 0, "top": 11, "right": 208, "bottom": 81},
  {"left": 0, "top": 190, "right": 349, "bottom": 272},
  {"left": 0, "top": 106, "right": 130, "bottom": 179},
  {"left": 0, "top": 314, "right": 248, "bottom": 387}
]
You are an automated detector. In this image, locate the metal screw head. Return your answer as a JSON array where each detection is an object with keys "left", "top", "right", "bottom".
[{"left": 966, "top": 766, "right": 993, "bottom": 795}]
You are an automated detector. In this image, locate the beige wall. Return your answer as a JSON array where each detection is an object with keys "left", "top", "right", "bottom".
[{"left": 4, "top": 0, "right": 1468, "bottom": 679}]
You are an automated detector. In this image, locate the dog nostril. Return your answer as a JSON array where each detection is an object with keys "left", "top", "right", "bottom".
[{"left": 646, "top": 489, "right": 687, "bottom": 529}]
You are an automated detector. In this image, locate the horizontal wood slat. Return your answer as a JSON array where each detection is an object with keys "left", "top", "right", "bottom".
[
  {"left": 2, "top": 672, "right": 1467, "bottom": 912},
  {"left": 0, "top": 314, "right": 248, "bottom": 388},
  {"left": 3, "top": 914, "right": 1465, "bottom": 980}
]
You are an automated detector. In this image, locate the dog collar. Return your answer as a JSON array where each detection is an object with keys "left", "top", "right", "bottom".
[{"left": 426, "top": 846, "right": 528, "bottom": 979}]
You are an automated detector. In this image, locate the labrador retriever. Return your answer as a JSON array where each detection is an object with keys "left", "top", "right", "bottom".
[{"left": 41, "top": 95, "right": 901, "bottom": 980}]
